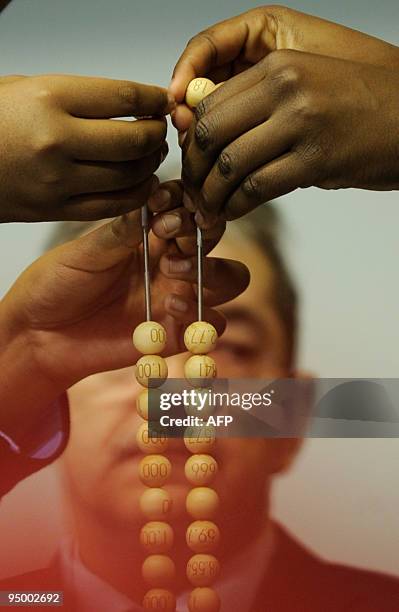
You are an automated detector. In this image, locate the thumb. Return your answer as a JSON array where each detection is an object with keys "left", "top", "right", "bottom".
[{"left": 57, "top": 209, "right": 144, "bottom": 273}]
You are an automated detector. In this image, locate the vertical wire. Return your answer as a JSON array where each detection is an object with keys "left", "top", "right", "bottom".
[
  {"left": 197, "top": 226, "right": 203, "bottom": 322},
  {"left": 141, "top": 204, "right": 152, "bottom": 322}
]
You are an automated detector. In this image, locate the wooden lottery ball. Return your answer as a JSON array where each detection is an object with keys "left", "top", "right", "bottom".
[
  {"left": 143, "top": 589, "right": 176, "bottom": 611},
  {"left": 185, "top": 454, "right": 218, "bottom": 486},
  {"left": 185, "top": 388, "right": 215, "bottom": 419},
  {"left": 140, "top": 521, "right": 174, "bottom": 554},
  {"left": 186, "top": 487, "right": 220, "bottom": 520},
  {"left": 186, "top": 554, "right": 220, "bottom": 587},
  {"left": 184, "top": 321, "right": 218, "bottom": 355},
  {"left": 137, "top": 388, "right": 149, "bottom": 420},
  {"left": 139, "top": 455, "right": 172, "bottom": 487},
  {"left": 184, "top": 426, "right": 216, "bottom": 454},
  {"left": 188, "top": 587, "right": 221, "bottom": 612},
  {"left": 186, "top": 521, "right": 220, "bottom": 554},
  {"left": 186, "top": 78, "right": 216, "bottom": 108},
  {"left": 135, "top": 355, "right": 168, "bottom": 388},
  {"left": 132, "top": 321, "right": 167, "bottom": 355},
  {"left": 140, "top": 488, "right": 173, "bottom": 520},
  {"left": 137, "top": 422, "right": 169, "bottom": 454},
  {"left": 184, "top": 355, "right": 217, "bottom": 386},
  {"left": 142, "top": 554, "right": 175, "bottom": 587}
]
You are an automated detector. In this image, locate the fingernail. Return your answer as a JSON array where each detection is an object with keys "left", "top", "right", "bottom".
[
  {"left": 149, "top": 188, "right": 171, "bottom": 211},
  {"left": 168, "top": 257, "right": 192, "bottom": 273},
  {"left": 183, "top": 192, "right": 195, "bottom": 212},
  {"left": 195, "top": 210, "right": 205, "bottom": 226},
  {"left": 161, "top": 213, "right": 181, "bottom": 234},
  {"left": 169, "top": 295, "right": 189, "bottom": 312}
]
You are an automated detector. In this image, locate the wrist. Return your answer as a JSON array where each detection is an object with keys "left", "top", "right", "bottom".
[{"left": 0, "top": 303, "right": 66, "bottom": 440}]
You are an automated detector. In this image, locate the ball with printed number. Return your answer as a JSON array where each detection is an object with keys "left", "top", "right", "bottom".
[
  {"left": 184, "top": 321, "right": 218, "bottom": 355},
  {"left": 185, "top": 78, "right": 216, "bottom": 108},
  {"left": 184, "top": 355, "right": 217, "bottom": 387},
  {"left": 187, "top": 554, "right": 220, "bottom": 587},
  {"left": 133, "top": 321, "right": 167, "bottom": 355},
  {"left": 135, "top": 355, "right": 168, "bottom": 388},
  {"left": 143, "top": 589, "right": 176, "bottom": 611},
  {"left": 185, "top": 454, "right": 218, "bottom": 485},
  {"left": 186, "top": 521, "right": 220, "bottom": 553},
  {"left": 137, "top": 422, "right": 169, "bottom": 454},
  {"left": 184, "top": 426, "right": 216, "bottom": 454},
  {"left": 140, "top": 488, "right": 173, "bottom": 520},
  {"left": 139, "top": 455, "right": 171, "bottom": 487},
  {"left": 140, "top": 521, "right": 174, "bottom": 554},
  {"left": 188, "top": 587, "right": 221, "bottom": 612}
]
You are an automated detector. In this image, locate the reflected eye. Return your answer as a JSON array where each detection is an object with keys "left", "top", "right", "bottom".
[{"left": 215, "top": 341, "right": 259, "bottom": 360}]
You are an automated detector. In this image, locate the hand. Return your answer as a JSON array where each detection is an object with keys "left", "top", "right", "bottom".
[
  {"left": 170, "top": 5, "right": 399, "bottom": 131},
  {"left": 174, "top": 50, "right": 399, "bottom": 223},
  {"left": 1, "top": 183, "right": 247, "bottom": 389},
  {"left": 0, "top": 74, "right": 172, "bottom": 222}
]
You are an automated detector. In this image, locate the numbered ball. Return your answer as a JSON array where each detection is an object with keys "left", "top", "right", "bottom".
[
  {"left": 142, "top": 554, "right": 176, "bottom": 587},
  {"left": 139, "top": 455, "right": 172, "bottom": 487},
  {"left": 184, "top": 426, "right": 216, "bottom": 454},
  {"left": 140, "top": 488, "right": 173, "bottom": 520},
  {"left": 137, "top": 389, "right": 149, "bottom": 420},
  {"left": 135, "top": 355, "right": 168, "bottom": 388},
  {"left": 186, "top": 487, "right": 220, "bottom": 520},
  {"left": 140, "top": 521, "right": 174, "bottom": 554},
  {"left": 188, "top": 587, "right": 221, "bottom": 612},
  {"left": 133, "top": 321, "right": 167, "bottom": 355},
  {"left": 185, "top": 388, "right": 215, "bottom": 419},
  {"left": 184, "top": 322, "right": 218, "bottom": 355},
  {"left": 185, "top": 454, "right": 218, "bottom": 485},
  {"left": 187, "top": 554, "right": 220, "bottom": 587},
  {"left": 184, "top": 356, "right": 217, "bottom": 386},
  {"left": 143, "top": 589, "right": 176, "bottom": 611},
  {"left": 186, "top": 521, "right": 220, "bottom": 554},
  {"left": 185, "top": 78, "right": 216, "bottom": 108},
  {"left": 137, "top": 422, "right": 169, "bottom": 454}
]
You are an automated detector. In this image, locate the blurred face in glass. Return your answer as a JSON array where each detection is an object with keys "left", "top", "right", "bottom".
[{"left": 63, "top": 232, "right": 300, "bottom": 536}]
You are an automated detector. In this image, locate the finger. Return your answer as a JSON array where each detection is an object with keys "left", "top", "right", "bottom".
[
  {"left": 160, "top": 255, "right": 249, "bottom": 304},
  {"left": 71, "top": 145, "right": 167, "bottom": 195},
  {"left": 175, "top": 219, "right": 226, "bottom": 257},
  {"left": 224, "top": 152, "right": 307, "bottom": 220},
  {"left": 62, "top": 175, "right": 159, "bottom": 221},
  {"left": 148, "top": 179, "right": 184, "bottom": 213},
  {"left": 165, "top": 294, "right": 226, "bottom": 336},
  {"left": 70, "top": 117, "right": 167, "bottom": 162},
  {"left": 198, "top": 116, "right": 295, "bottom": 215},
  {"left": 59, "top": 208, "right": 143, "bottom": 273},
  {"left": 170, "top": 17, "right": 251, "bottom": 103},
  {"left": 53, "top": 75, "right": 173, "bottom": 118},
  {"left": 182, "top": 71, "right": 272, "bottom": 191},
  {"left": 152, "top": 206, "right": 195, "bottom": 240}
]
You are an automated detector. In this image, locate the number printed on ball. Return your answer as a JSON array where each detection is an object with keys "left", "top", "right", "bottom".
[
  {"left": 187, "top": 554, "right": 220, "bottom": 587},
  {"left": 137, "top": 422, "right": 169, "bottom": 454},
  {"left": 140, "top": 521, "right": 174, "bottom": 554},
  {"left": 185, "top": 454, "right": 218, "bottom": 485},
  {"left": 185, "top": 77, "right": 216, "bottom": 108},
  {"left": 186, "top": 520, "right": 220, "bottom": 553},
  {"left": 135, "top": 355, "right": 168, "bottom": 388},
  {"left": 184, "top": 322, "right": 218, "bottom": 354},
  {"left": 140, "top": 488, "right": 173, "bottom": 520},
  {"left": 184, "top": 355, "right": 217, "bottom": 386},
  {"left": 184, "top": 426, "right": 216, "bottom": 453},
  {"left": 133, "top": 321, "right": 167, "bottom": 355},
  {"left": 139, "top": 455, "right": 172, "bottom": 487},
  {"left": 143, "top": 588, "right": 176, "bottom": 611}
]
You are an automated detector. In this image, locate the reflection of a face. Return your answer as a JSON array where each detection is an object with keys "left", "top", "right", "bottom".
[{"left": 63, "top": 234, "right": 299, "bottom": 535}]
